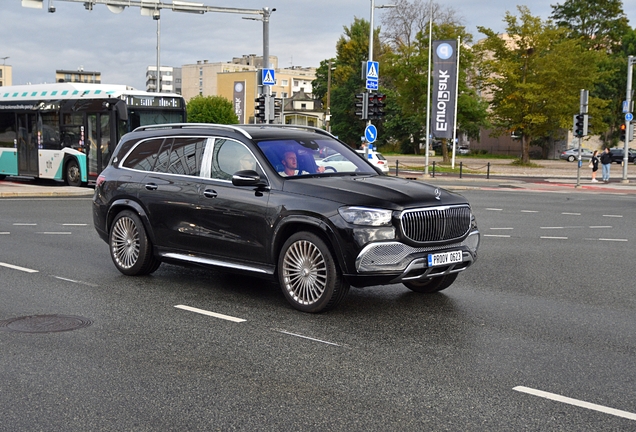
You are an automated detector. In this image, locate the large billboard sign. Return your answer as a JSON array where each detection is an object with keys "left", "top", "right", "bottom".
[{"left": 432, "top": 40, "right": 457, "bottom": 139}]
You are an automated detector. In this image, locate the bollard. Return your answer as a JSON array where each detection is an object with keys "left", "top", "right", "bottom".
[
  {"left": 395, "top": 160, "right": 399, "bottom": 177},
  {"left": 459, "top": 162, "right": 463, "bottom": 179},
  {"left": 487, "top": 162, "right": 490, "bottom": 179},
  {"left": 432, "top": 161, "right": 436, "bottom": 177}
]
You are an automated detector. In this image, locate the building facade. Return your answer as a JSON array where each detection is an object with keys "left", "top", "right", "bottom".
[
  {"left": 0, "top": 64, "right": 12, "bottom": 87},
  {"left": 146, "top": 66, "right": 182, "bottom": 94},
  {"left": 55, "top": 68, "right": 101, "bottom": 84}
]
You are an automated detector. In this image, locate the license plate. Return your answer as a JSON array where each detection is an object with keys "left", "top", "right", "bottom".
[{"left": 428, "top": 251, "right": 462, "bottom": 267}]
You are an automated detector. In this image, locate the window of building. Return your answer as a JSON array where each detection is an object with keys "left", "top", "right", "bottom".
[{"left": 281, "top": 79, "right": 288, "bottom": 86}]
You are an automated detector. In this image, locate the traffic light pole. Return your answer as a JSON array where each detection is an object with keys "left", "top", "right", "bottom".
[
  {"left": 575, "top": 89, "right": 588, "bottom": 188},
  {"left": 622, "top": 55, "right": 634, "bottom": 183}
]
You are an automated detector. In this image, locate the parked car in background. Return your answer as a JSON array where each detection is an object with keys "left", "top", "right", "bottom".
[
  {"left": 609, "top": 147, "right": 636, "bottom": 164},
  {"left": 457, "top": 146, "right": 470, "bottom": 155},
  {"left": 356, "top": 149, "right": 390, "bottom": 173},
  {"left": 93, "top": 124, "right": 480, "bottom": 313},
  {"left": 317, "top": 153, "right": 358, "bottom": 173},
  {"left": 560, "top": 147, "right": 594, "bottom": 162}
]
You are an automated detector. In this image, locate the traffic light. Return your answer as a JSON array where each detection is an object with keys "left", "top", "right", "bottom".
[
  {"left": 255, "top": 95, "right": 266, "bottom": 123},
  {"left": 355, "top": 93, "right": 368, "bottom": 120},
  {"left": 574, "top": 114, "right": 587, "bottom": 137},
  {"left": 620, "top": 123, "right": 626, "bottom": 141},
  {"left": 368, "top": 93, "right": 386, "bottom": 120},
  {"left": 273, "top": 97, "right": 283, "bottom": 119}
]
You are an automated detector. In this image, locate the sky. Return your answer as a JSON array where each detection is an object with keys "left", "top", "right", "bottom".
[{"left": 2, "top": 0, "right": 635, "bottom": 90}]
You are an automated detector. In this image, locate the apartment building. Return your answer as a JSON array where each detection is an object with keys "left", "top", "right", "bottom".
[
  {"left": 146, "top": 66, "right": 182, "bottom": 94},
  {"left": 55, "top": 68, "right": 101, "bottom": 84}
]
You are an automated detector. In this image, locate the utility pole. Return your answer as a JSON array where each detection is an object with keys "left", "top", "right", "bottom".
[
  {"left": 622, "top": 55, "right": 634, "bottom": 183},
  {"left": 575, "top": 89, "right": 588, "bottom": 188}
]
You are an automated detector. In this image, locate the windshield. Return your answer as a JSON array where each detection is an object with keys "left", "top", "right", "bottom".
[{"left": 256, "top": 137, "right": 377, "bottom": 177}]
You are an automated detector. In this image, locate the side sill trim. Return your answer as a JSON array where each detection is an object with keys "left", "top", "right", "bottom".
[{"left": 160, "top": 253, "right": 273, "bottom": 275}]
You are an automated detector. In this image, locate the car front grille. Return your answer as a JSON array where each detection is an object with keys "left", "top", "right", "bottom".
[{"left": 399, "top": 205, "right": 471, "bottom": 243}]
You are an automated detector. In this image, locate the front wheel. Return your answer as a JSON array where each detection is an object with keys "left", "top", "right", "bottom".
[
  {"left": 65, "top": 158, "right": 82, "bottom": 187},
  {"left": 567, "top": 155, "right": 575, "bottom": 162},
  {"left": 403, "top": 273, "right": 458, "bottom": 294},
  {"left": 278, "top": 232, "right": 349, "bottom": 313},
  {"left": 109, "top": 210, "right": 161, "bottom": 276}
]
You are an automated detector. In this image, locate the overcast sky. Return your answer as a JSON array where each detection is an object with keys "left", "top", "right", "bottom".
[{"left": 2, "top": 1, "right": 635, "bottom": 90}]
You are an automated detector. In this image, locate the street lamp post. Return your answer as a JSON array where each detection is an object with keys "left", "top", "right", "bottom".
[{"left": 153, "top": 9, "right": 160, "bottom": 93}]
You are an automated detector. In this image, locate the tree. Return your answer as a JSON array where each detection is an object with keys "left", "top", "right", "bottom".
[
  {"left": 380, "top": 0, "right": 488, "bottom": 159},
  {"left": 475, "top": 6, "right": 605, "bottom": 164},
  {"left": 187, "top": 95, "right": 238, "bottom": 124},
  {"left": 551, "top": 0, "right": 632, "bottom": 146},
  {"left": 551, "top": 0, "right": 630, "bottom": 53}
]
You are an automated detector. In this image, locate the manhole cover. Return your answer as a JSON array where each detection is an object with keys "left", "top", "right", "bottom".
[{"left": 0, "top": 314, "right": 92, "bottom": 333}]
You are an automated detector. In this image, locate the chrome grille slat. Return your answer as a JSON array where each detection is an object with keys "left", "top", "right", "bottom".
[{"left": 400, "top": 205, "right": 471, "bottom": 243}]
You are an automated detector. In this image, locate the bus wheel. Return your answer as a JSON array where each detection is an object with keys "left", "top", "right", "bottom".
[{"left": 65, "top": 159, "right": 82, "bottom": 187}]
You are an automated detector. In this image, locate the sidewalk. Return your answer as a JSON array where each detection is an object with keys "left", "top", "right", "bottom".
[
  {"left": 2, "top": 163, "right": 636, "bottom": 197},
  {"left": 0, "top": 179, "right": 94, "bottom": 198}
]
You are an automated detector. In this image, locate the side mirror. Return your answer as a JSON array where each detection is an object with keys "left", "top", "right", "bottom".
[{"left": 232, "top": 170, "right": 269, "bottom": 189}]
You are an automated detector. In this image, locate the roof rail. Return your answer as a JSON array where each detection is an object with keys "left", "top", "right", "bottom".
[
  {"left": 132, "top": 123, "right": 252, "bottom": 139},
  {"left": 244, "top": 124, "right": 335, "bottom": 138}
]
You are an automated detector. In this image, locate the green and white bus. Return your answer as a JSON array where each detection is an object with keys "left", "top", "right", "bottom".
[{"left": 0, "top": 83, "right": 186, "bottom": 186}]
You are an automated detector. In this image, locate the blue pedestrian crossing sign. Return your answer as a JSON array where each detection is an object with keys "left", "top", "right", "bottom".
[
  {"left": 262, "top": 68, "right": 276, "bottom": 86},
  {"left": 366, "top": 61, "right": 379, "bottom": 81},
  {"left": 365, "top": 124, "right": 378, "bottom": 143}
]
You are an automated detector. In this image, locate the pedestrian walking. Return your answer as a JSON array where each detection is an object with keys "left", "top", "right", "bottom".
[
  {"left": 599, "top": 147, "right": 612, "bottom": 183},
  {"left": 590, "top": 150, "right": 599, "bottom": 182}
]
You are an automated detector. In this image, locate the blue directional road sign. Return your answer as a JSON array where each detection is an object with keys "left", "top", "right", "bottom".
[
  {"left": 366, "top": 80, "right": 378, "bottom": 91},
  {"left": 262, "top": 68, "right": 276, "bottom": 86},
  {"left": 626, "top": 112, "right": 634, "bottom": 122},
  {"left": 365, "top": 124, "right": 378, "bottom": 144}
]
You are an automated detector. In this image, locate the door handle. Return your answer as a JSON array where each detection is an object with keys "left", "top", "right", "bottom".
[
  {"left": 203, "top": 189, "right": 217, "bottom": 198},
  {"left": 145, "top": 183, "right": 158, "bottom": 191}
]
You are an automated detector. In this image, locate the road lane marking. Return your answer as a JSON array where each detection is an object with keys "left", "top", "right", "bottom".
[
  {"left": 603, "top": 215, "right": 623, "bottom": 218},
  {"left": 36, "top": 232, "right": 72, "bottom": 235},
  {"left": 0, "top": 262, "right": 39, "bottom": 273},
  {"left": 598, "top": 238, "right": 628, "bottom": 242},
  {"left": 513, "top": 386, "right": 636, "bottom": 421},
  {"left": 520, "top": 210, "right": 538, "bottom": 213},
  {"left": 13, "top": 223, "right": 36, "bottom": 226},
  {"left": 0, "top": 232, "right": 9, "bottom": 235},
  {"left": 540, "top": 226, "right": 564, "bottom": 229},
  {"left": 62, "top": 223, "right": 87, "bottom": 226},
  {"left": 490, "top": 227, "right": 513, "bottom": 230},
  {"left": 53, "top": 276, "right": 98, "bottom": 287},
  {"left": 486, "top": 208, "right": 503, "bottom": 211},
  {"left": 274, "top": 329, "right": 341, "bottom": 346},
  {"left": 540, "top": 236, "right": 568, "bottom": 240},
  {"left": 484, "top": 234, "right": 511, "bottom": 238},
  {"left": 562, "top": 212, "right": 581, "bottom": 215},
  {"left": 589, "top": 226, "right": 612, "bottom": 229},
  {"left": 174, "top": 305, "right": 246, "bottom": 323}
]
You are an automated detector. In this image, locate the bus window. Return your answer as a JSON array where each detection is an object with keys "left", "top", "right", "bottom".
[
  {"left": 40, "top": 112, "right": 61, "bottom": 150},
  {"left": 0, "top": 111, "right": 17, "bottom": 148}
]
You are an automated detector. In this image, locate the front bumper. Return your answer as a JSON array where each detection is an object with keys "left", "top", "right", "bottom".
[{"left": 354, "top": 229, "right": 480, "bottom": 284}]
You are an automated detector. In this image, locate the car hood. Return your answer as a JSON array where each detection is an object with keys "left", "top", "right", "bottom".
[{"left": 282, "top": 175, "right": 468, "bottom": 210}]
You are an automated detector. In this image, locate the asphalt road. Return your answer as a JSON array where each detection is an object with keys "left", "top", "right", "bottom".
[{"left": 0, "top": 192, "right": 634, "bottom": 431}]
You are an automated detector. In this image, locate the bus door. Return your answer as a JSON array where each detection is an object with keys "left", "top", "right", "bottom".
[
  {"left": 17, "top": 113, "right": 38, "bottom": 176},
  {"left": 87, "top": 112, "right": 112, "bottom": 178}
]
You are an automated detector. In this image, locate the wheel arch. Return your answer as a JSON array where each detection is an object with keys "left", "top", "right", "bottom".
[
  {"left": 106, "top": 199, "right": 156, "bottom": 246},
  {"left": 62, "top": 152, "right": 88, "bottom": 183},
  {"left": 271, "top": 216, "right": 348, "bottom": 277}
]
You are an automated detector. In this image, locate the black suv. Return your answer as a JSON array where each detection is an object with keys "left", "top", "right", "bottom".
[
  {"left": 609, "top": 147, "right": 636, "bottom": 164},
  {"left": 93, "top": 124, "right": 480, "bottom": 312}
]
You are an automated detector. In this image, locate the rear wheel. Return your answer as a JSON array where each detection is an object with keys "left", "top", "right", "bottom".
[
  {"left": 65, "top": 159, "right": 82, "bottom": 187},
  {"left": 109, "top": 210, "right": 161, "bottom": 276},
  {"left": 278, "top": 232, "right": 349, "bottom": 313},
  {"left": 403, "top": 273, "right": 458, "bottom": 294}
]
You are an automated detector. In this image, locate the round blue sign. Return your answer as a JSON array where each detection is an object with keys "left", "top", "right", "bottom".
[
  {"left": 365, "top": 124, "right": 377, "bottom": 143},
  {"left": 626, "top": 112, "right": 634, "bottom": 122},
  {"left": 436, "top": 43, "right": 453, "bottom": 60}
]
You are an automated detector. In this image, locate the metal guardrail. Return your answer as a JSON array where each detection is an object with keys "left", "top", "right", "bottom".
[{"left": 394, "top": 161, "right": 491, "bottom": 179}]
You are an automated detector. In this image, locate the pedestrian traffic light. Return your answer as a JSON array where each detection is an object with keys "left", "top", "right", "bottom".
[
  {"left": 368, "top": 93, "right": 386, "bottom": 120},
  {"left": 620, "top": 123, "right": 626, "bottom": 141},
  {"left": 355, "top": 93, "right": 368, "bottom": 120},
  {"left": 255, "top": 95, "right": 266, "bottom": 123},
  {"left": 574, "top": 114, "right": 586, "bottom": 137},
  {"left": 273, "top": 97, "right": 283, "bottom": 119}
]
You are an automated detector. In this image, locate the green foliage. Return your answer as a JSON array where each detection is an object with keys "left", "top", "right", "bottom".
[
  {"left": 186, "top": 95, "right": 238, "bottom": 124},
  {"left": 475, "top": 6, "right": 607, "bottom": 163}
]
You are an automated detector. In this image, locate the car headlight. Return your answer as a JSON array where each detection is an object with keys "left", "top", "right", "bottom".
[{"left": 338, "top": 206, "right": 393, "bottom": 226}]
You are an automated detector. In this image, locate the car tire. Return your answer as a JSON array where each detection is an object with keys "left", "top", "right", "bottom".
[
  {"left": 65, "top": 158, "right": 82, "bottom": 187},
  {"left": 567, "top": 155, "right": 575, "bottom": 162},
  {"left": 278, "top": 231, "right": 349, "bottom": 313},
  {"left": 109, "top": 210, "right": 161, "bottom": 276},
  {"left": 403, "top": 273, "right": 458, "bottom": 294}
]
